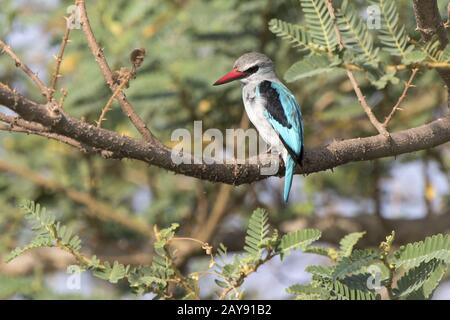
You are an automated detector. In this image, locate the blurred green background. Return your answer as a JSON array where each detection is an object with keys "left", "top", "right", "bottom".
[{"left": 0, "top": 0, "right": 449, "bottom": 299}]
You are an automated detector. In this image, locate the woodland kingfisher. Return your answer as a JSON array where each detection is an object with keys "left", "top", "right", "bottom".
[{"left": 213, "top": 52, "right": 304, "bottom": 202}]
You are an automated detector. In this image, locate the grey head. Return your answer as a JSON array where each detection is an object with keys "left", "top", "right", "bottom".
[
  {"left": 233, "top": 52, "right": 277, "bottom": 84},
  {"left": 213, "top": 52, "right": 277, "bottom": 86}
]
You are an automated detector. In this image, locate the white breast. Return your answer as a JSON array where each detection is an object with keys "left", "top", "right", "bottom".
[{"left": 242, "top": 83, "right": 286, "bottom": 157}]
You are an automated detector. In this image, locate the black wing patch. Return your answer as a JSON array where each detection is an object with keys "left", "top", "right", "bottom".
[
  {"left": 280, "top": 137, "right": 302, "bottom": 165},
  {"left": 259, "top": 81, "right": 292, "bottom": 129}
]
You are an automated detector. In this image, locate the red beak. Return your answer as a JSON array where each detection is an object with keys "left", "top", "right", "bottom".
[{"left": 213, "top": 68, "right": 247, "bottom": 86}]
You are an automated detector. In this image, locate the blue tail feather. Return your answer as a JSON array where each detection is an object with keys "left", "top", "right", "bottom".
[{"left": 283, "top": 155, "right": 296, "bottom": 202}]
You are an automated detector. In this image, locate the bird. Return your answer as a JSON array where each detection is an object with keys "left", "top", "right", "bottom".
[{"left": 213, "top": 52, "right": 304, "bottom": 202}]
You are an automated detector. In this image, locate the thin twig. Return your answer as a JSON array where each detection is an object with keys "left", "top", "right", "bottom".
[
  {"left": 346, "top": 71, "right": 390, "bottom": 137},
  {"left": 219, "top": 251, "right": 277, "bottom": 300},
  {"left": 326, "top": 0, "right": 344, "bottom": 50},
  {"left": 96, "top": 72, "right": 132, "bottom": 128},
  {"left": 383, "top": 68, "right": 419, "bottom": 127},
  {"left": 75, "top": 0, "right": 159, "bottom": 144},
  {"left": 326, "top": 0, "right": 389, "bottom": 137},
  {"left": 59, "top": 88, "right": 68, "bottom": 108},
  {"left": 0, "top": 39, "right": 51, "bottom": 100},
  {"left": 49, "top": 19, "right": 72, "bottom": 101},
  {"left": 1, "top": 83, "right": 450, "bottom": 185}
]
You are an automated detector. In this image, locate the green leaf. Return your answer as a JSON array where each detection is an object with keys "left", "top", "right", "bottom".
[
  {"left": 338, "top": 232, "right": 366, "bottom": 258},
  {"left": 393, "top": 234, "right": 450, "bottom": 269},
  {"left": 278, "top": 228, "right": 321, "bottom": 259},
  {"left": 6, "top": 201, "right": 83, "bottom": 262},
  {"left": 56, "top": 222, "right": 82, "bottom": 252},
  {"left": 244, "top": 208, "right": 270, "bottom": 256},
  {"left": 340, "top": 273, "right": 381, "bottom": 292},
  {"left": 402, "top": 50, "right": 427, "bottom": 65},
  {"left": 299, "top": 0, "right": 338, "bottom": 53},
  {"left": 268, "top": 19, "right": 321, "bottom": 53},
  {"left": 20, "top": 200, "right": 55, "bottom": 229},
  {"left": 214, "top": 279, "right": 228, "bottom": 289},
  {"left": 328, "top": 280, "right": 379, "bottom": 300},
  {"left": 287, "top": 284, "right": 330, "bottom": 300},
  {"left": 304, "top": 246, "right": 334, "bottom": 258},
  {"left": 393, "top": 259, "right": 444, "bottom": 298},
  {"left": 370, "top": 0, "right": 414, "bottom": 57},
  {"left": 422, "top": 263, "right": 447, "bottom": 298},
  {"left": 6, "top": 234, "right": 53, "bottom": 262},
  {"left": 420, "top": 37, "right": 445, "bottom": 62},
  {"left": 284, "top": 55, "right": 340, "bottom": 82},
  {"left": 336, "top": 0, "right": 379, "bottom": 66},
  {"left": 366, "top": 68, "right": 399, "bottom": 89},
  {"left": 306, "top": 265, "right": 334, "bottom": 279},
  {"left": 440, "top": 44, "right": 450, "bottom": 62},
  {"left": 94, "top": 261, "right": 129, "bottom": 284},
  {"left": 333, "top": 249, "right": 379, "bottom": 280}
]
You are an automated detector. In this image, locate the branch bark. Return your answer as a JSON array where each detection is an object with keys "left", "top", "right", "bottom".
[
  {"left": 413, "top": 0, "right": 450, "bottom": 107},
  {"left": 1, "top": 82, "right": 449, "bottom": 186},
  {"left": 75, "top": 0, "right": 159, "bottom": 144}
]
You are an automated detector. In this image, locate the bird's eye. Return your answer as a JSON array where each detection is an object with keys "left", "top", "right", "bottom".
[{"left": 245, "top": 66, "right": 259, "bottom": 74}]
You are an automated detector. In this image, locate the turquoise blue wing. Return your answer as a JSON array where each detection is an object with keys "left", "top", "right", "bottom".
[{"left": 257, "top": 81, "right": 304, "bottom": 159}]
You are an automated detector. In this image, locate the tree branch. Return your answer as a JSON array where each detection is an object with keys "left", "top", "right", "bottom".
[
  {"left": 326, "top": 0, "right": 389, "bottom": 137},
  {"left": 96, "top": 70, "right": 133, "bottom": 128},
  {"left": 383, "top": 68, "right": 419, "bottom": 127},
  {"left": 0, "top": 39, "right": 51, "bottom": 100},
  {"left": 75, "top": 0, "right": 160, "bottom": 144},
  {"left": 49, "top": 18, "right": 71, "bottom": 102},
  {"left": 413, "top": 0, "right": 450, "bottom": 107},
  {"left": 1, "top": 82, "right": 449, "bottom": 186},
  {"left": 346, "top": 70, "right": 390, "bottom": 137}
]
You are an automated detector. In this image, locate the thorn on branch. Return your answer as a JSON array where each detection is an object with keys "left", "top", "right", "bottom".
[
  {"left": 326, "top": 1, "right": 388, "bottom": 137},
  {"left": 97, "top": 48, "right": 146, "bottom": 128},
  {"left": 46, "top": 101, "right": 63, "bottom": 123},
  {"left": 383, "top": 68, "right": 419, "bottom": 127},
  {"left": 76, "top": 0, "right": 158, "bottom": 143},
  {"left": 0, "top": 39, "right": 52, "bottom": 101},
  {"left": 49, "top": 18, "right": 72, "bottom": 101},
  {"left": 100, "top": 150, "right": 114, "bottom": 158},
  {"left": 97, "top": 68, "right": 133, "bottom": 128},
  {"left": 59, "top": 88, "right": 68, "bottom": 109}
]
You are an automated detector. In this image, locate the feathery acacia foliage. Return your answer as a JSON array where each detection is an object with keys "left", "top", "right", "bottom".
[
  {"left": 6, "top": 201, "right": 184, "bottom": 298},
  {"left": 7, "top": 203, "right": 323, "bottom": 299},
  {"left": 268, "top": 19, "right": 316, "bottom": 54},
  {"left": 284, "top": 54, "right": 340, "bottom": 82},
  {"left": 332, "top": 249, "right": 379, "bottom": 280},
  {"left": 269, "top": 0, "right": 450, "bottom": 88},
  {"left": 370, "top": 0, "right": 413, "bottom": 58},
  {"left": 6, "top": 202, "right": 450, "bottom": 300},
  {"left": 278, "top": 228, "right": 322, "bottom": 259},
  {"left": 336, "top": 0, "right": 379, "bottom": 67},
  {"left": 393, "top": 234, "right": 450, "bottom": 269},
  {"left": 1, "top": 0, "right": 449, "bottom": 300},
  {"left": 299, "top": 0, "right": 338, "bottom": 53},
  {"left": 393, "top": 259, "right": 445, "bottom": 298},
  {"left": 288, "top": 232, "right": 450, "bottom": 300},
  {"left": 338, "top": 231, "right": 366, "bottom": 259},
  {"left": 243, "top": 208, "right": 270, "bottom": 256}
]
